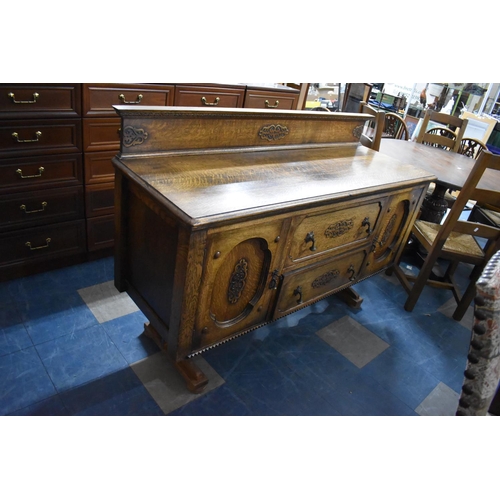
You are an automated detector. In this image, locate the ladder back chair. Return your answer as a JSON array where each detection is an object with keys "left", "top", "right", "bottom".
[
  {"left": 392, "top": 150, "right": 500, "bottom": 321},
  {"left": 416, "top": 110, "right": 468, "bottom": 153},
  {"left": 358, "top": 101, "right": 385, "bottom": 152}
]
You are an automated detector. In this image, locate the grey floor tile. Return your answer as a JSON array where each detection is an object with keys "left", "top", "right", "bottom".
[
  {"left": 77, "top": 280, "right": 139, "bottom": 323},
  {"left": 131, "top": 352, "right": 225, "bottom": 415},
  {"left": 415, "top": 381, "right": 460, "bottom": 416},
  {"left": 316, "top": 315, "right": 389, "bottom": 368}
]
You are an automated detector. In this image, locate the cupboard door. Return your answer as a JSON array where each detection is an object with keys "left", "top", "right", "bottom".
[{"left": 194, "top": 219, "right": 286, "bottom": 349}]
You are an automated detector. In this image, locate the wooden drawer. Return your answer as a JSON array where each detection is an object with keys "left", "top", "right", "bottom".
[
  {"left": 0, "top": 219, "right": 86, "bottom": 268},
  {"left": 84, "top": 151, "right": 117, "bottom": 184},
  {"left": 275, "top": 247, "right": 368, "bottom": 318},
  {"left": 85, "top": 182, "right": 115, "bottom": 217},
  {"left": 287, "top": 200, "right": 384, "bottom": 266},
  {"left": 82, "top": 118, "right": 121, "bottom": 152},
  {"left": 87, "top": 214, "right": 114, "bottom": 251},
  {"left": 0, "top": 84, "right": 81, "bottom": 119},
  {"left": 0, "top": 119, "right": 82, "bottom": 158},
  {"left": 243, "top": 89, "right": 299, "bottom": 110},
  {"left": 174, "top": 85, "right": 245, "bottom": 108},
  {"left": 0, "top": 153, "right": 83, "bottom": 194},
  {"left": 0, "top": 186, "right": 84, "bottom": 232},
  {"left": 83, "top": 84, "right": 175, "bottom": 117}
]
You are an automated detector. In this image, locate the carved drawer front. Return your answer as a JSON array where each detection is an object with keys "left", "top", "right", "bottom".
[
  {"left": 364, "top": 187, "right": 424, "bottom": 275},
  {"left": 85, "top": 182, "right": 115, "bottom": 218},
  {"left": 0, "top": 84, "right": 81, "bottom": 119},
  {"left": 84, "top": 151, "right": 117, "bottom": 184},
  {"left": 243, "top": 89, "right": 299, "bottom": 110},
  {"left": 86, "top": 214, "right": 114, "bottom": 251},
  {"left": 275, "top": 248, "right": 368, "bottom": 318},
  {"left": 174, "top": 85, "right": 246, "bottom": 108},
  {"left": 0, "top": 119, "right": 82, "bottom": 158},
  {"left": 288, "top": 200, "right": 383, "bottom": 265},
  {"left": 82, "top": 118, "right": 121, "bottom": 152},
  {"left": 194, "top": 219, "right": 286, "bottom": 349},
  {"left": 0, "top": 154, "right": 83, "bottom": 194},
  {"left": 0, "top": 186, "right": 84, "bottom": 232},
  {"left": 0, "top": 220, "right": 86, "bottom": 268},
  {"left": 82, "top": 84, "right": 175, "bottom": 117}
]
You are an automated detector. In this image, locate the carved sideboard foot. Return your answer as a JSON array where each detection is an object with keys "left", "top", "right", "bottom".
[
  {"left": 337, "top": 287, "right": 363, "bottom": 309},
  {"left": 142, "top": 322, "right": 208, "bottom": 393}
]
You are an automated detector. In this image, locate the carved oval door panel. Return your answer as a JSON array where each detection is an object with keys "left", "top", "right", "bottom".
[
  {"left": 287, "top": 200, "right": 383, "bottom": 265},
  {"left": 195, "top": 219, "right": 286, "bottom": 350}
]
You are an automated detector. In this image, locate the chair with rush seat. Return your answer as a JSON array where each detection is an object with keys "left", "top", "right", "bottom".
[
  {"left": 392, "top": 150, "right": 500, "bottom": 321},
  {"left": 416, "top": 110, "right": 468, "bottom": 153},
  {"left": 358, "top": 101, "right": 385, "bottom": 152}
]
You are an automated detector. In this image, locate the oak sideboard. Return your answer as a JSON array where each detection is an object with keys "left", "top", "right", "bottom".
[{"left": 112, "top": 106, "right": 435, "bottom": 392}]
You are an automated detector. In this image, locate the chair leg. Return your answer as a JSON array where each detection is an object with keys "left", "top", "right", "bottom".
[{"left": 453, "top": 266, "right": 483, "bottom": 321}]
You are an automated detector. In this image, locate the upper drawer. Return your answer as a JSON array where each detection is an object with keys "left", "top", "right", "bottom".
[
  {"left": 0, "top": 84, "right": 81, "bottom": 119},
  {"left": 83, "top": 84, "right": 175, "bottom": 117},
  {"left": 82, "top": 118, "right": 121, "bottom": 152},
  {"left": 174, "top": 85, "right": 246, "bottom": 108},
  {"left": 0, "top": 119, "right": 82, "bottom": 158},
  {"left": 287, "top": 199, "right": 384, "bottom": 266},
  {"left": 0, "top": 153, "right": 83, "bottom": 194},
  {"left": 243, "top": 89, "right": 299, "bottom": 110}
]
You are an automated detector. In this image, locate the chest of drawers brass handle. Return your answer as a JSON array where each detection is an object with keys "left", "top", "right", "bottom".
[
  {"left": 20, "top": 201, "right": 47, "bottom": 214},
  {"left": 8, "top": 92, "right": 39, "bottom": 104},
  {"left": 201, "top": 96, "right": 220, "bottom": 106},
  {"left": 25, "top": 237, "right": 51, "bottom": 250},
  {"left": 265, "top": 100, "right": 279, "bottom": 108},
  {"left": 118, "top": 93, "right": 143, "bottom": 104},
  {"left": 12, "top": 131, "right": 42, "bottom": 143},
  {"left": 16, "top": 166, "right": 44, "bottom": 178}
]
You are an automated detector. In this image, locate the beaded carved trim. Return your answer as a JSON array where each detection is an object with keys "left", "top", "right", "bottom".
[
  {"left": 325, "top": 219, "right": 354, "bottom": 238},
  {"left": 311, "top": 269, "right": 340, "bottom": 289},
  {"left": 123, "top": 126, "right": 149, "bottom": 147},
  {"left": 258, "top": 124, "right": 289, "bottom": 141},
  {"left": 228, "top": 258, "right": 248, "bottom": 304}
]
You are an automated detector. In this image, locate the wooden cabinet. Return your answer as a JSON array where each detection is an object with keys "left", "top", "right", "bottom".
[
  {"left": 244, "top": 85, "right": 300, "bottom": 110},
  {"left": 0, "top": 84, "right": 86, "bottom": 280},
  {"left": 113, "top": 106, "right": 434, "bottom": 392},
  {"left": 174, "top": 84, "right": 246, "bottom": 108}
]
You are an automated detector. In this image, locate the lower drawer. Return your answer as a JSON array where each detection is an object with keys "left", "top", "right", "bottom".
[
  {"left": 84, "top": 151, "right": 117, "bottom": 184},
  {"left": 0, "top": 186, "right": 84, "bottom": 231},
  {"left": 274, "top": 247, "right": 368, "bottom": 318},
  {"left": 85, "top": 182, "right": 115, "bottom": 217},
  {"left": 0, "top": 219, "right": 86, "bottom": 268},
  {"left": 87, "top": 214, "right": 114, "bottom": 251}
]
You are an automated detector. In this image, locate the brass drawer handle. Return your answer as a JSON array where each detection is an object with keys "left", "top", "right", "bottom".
[
  {"left": 265, "top": 100, "right": 279, "bottom": 108},
  {"left": 8, "top": 92, "right": 39, "bottom": 104},
  {"left": 118, "top": 93, "right": 143, "bottom": 104},
  {"left": 12, "top": 131, "right": 42, "bottom": 143},
  {"left": 20, "top": 201, "right": 47, "bottom": 214},
  {"left": 361, "top": 217, "right": 372, "bottom": 235},
  {"left": 16, "top": 166, "right": 44, "bottom": 178},
  {"left": 293, "top": 285, "right": 303, "bottom": 304},
  {"left": 348, "top": 264, "right": 356, "bottom": 281},
  {"left": 305, "top": 231, "right": 317, "bottom": 251},
  {"left": 201, "top": 96, "right": 220, "bottom": 106},
  {"left": 25, "top": 237, "right": 51, "bottom": 250}
]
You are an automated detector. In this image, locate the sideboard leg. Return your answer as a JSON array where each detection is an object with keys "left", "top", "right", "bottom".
[
  {"left": 337, "top": 287, "right": 363, "bottom": 309},
  {"left": 142, "top": 322, "right": 208, "bottom": 393}
]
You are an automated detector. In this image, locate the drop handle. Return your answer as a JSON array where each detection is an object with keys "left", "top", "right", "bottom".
[
  {"left": 293, "top": 286, "right": 303, "bottom": 304},
  {"left": 361, "top": 217, "right": 372, "bottom": 235},
  {"left": 118, "top": 93, "right": 143, "bottom": 104},
  {"left": 269, "top": 269, "right": 281, "bottom": 290},
  {"left": 8, "top": 92, "right": 40, "bottom": 104},
  {"left": 265, "top": 100, "right": 279, "bottom": 108},
  {"left": 348, "top": 265, "right": 356, "bottom": 281},
  {"left": 201, "top": 96, "right": 220, "bottom": 106},
  {"left": 305, "top": 231, "right": 317, "bottom": 251}
]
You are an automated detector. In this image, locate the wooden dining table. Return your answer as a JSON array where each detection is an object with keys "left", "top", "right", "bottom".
[{"left": 378, "top": 140, "right": 500, "bottom": 223}]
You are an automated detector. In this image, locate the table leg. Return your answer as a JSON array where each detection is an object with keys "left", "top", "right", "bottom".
[
  {"left": 419, "top": 183, "right": 449, "bottom": 223},
  {"left": 337, "top": 287, "right": 363, "bottom": 308}
]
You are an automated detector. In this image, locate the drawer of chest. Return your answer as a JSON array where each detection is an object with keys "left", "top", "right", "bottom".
[
  {"left": 287, "top": 200, "right": 383, "bottom": 265},
  {"left": 0, "top": 84, "right": 81, "bottom": 119},
  {"left": 0, "top": 220, "right": 86, "bottom": 267},
  {"left": 82, "top": 84, "right": 175, "bottom": 117},
  {"left": 0, "top": 186, "right": 84, "bottom": 232},
  {"left": 174, "top": 85, "right": 245, "bottom": 108},
  {"left": 86, "top": 214, "right": 115, "bottom": 251},
  {"left": 85, "top": 182, "right": 115, "bottom": 217},
  {"left": 0, "top": 119, "right": 82, "bottom": 158},
  {"left": 275, "top": 247, "right": 368, "bottom": 318},
  {"left": 243, "top": 89, "right": 299, "bottom": 110},
  {"left": 84, "top": 151, "right": 117, "bottom": 184},
  {"left": 82, "top": 118, "right": 121, "bottom": 152},
  {"left": 0, "top": 153, "right": 83, "bottom": 194}
]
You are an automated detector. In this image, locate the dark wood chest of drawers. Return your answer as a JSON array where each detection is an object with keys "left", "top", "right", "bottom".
[{"left": 112, "top": 106, "right": 435, "bottom": 392}]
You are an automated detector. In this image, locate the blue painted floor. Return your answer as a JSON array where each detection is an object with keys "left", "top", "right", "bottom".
[{"left": 1, "top": 254, "right": 474, "bottom": 416}]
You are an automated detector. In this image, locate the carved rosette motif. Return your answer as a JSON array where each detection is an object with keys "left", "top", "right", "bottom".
[
  {"left": 228, "top": 258, "right": 248, "bottom": 304},
  {"left": 258, "top": 124, "right": 289, "bottom": 141},
  {"left": 311, "top": 269, "right": 340, "bottom": 288},
  {"left": 325, "top": 219, "right": 354, "bottom": 238},
  {"left": 352, "top": 124, "right": 364, "bottom": 139},
  {"left": 123, "top": 126, "right": 149, "bottom": 147},
  {"left": 380, "top": 214, "right": 397, "bottom": 246}
]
